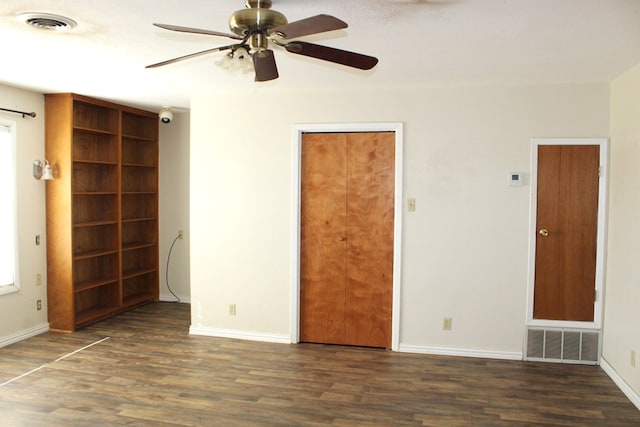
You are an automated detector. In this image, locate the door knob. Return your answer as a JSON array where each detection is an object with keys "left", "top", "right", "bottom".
[{"left": 538, "top": 228, "right": 549, "bottom": 237}]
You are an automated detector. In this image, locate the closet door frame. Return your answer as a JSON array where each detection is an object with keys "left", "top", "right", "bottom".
[{"left": 291, "top": 123, "right": 404, "bottom": 350}]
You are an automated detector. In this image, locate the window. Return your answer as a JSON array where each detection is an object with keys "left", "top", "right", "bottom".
[{"left": 0, "top": 122, "right": 18, "bottom": 295}]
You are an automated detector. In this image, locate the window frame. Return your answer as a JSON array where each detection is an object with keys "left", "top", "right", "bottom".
[{"left": 0, "top": 119, "right": 20, "bottom": 296}]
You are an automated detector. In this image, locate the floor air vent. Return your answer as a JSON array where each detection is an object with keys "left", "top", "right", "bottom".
[{"left": 525, "top": 328, "right": 600, "bottom": 365}]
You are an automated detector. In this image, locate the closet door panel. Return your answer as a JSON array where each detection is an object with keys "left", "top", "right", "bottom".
[
  {"left": 300, "top": 133, "right": 348, "bottom": 344},
  {"left": 346, "top": 132, "right": 395, "bottom": 348}
]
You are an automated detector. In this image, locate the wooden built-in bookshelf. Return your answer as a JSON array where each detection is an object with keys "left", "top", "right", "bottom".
[{"left": 45, "top": 93, "right": 159, "bottom": 332}]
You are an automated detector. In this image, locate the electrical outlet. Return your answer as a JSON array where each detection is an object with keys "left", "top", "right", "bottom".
[
  {"left": 36, "top": 300, "right": 42, "bottom": 311},
  {"left": 228, "top": 304, "right": 236, "bottom": 316},
  {"left": 178, "top": 229, "right": 184, "bottom": 239},
  {"left": 632, "top": 350, "right": 636, "bottom": 368},
  {"left": 443, "top": 317, "right": 452, "bottom": 331},
  {"left": 36, "top": 274, "right": 42, "bottom": 286}
]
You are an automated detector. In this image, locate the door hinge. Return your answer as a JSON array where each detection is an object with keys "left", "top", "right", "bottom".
[
  {"left": 598, "top": 166, "right": 601, "bottom": 178},
  {"left": 594, "top": 290, "right": 598, "bottom": 302}
]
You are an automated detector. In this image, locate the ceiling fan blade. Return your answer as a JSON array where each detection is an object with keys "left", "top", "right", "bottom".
[
  {"left": 268, "top": 14, "right": 347, "bottom": 39},
  {"left": 153, "top": 23, "right": 243, "bottom": 40},
  {"left": 146, "top": 44, "right": 236, "bottom": 69},
  {"left": 253, "top": 49, "right": 279, "bottom": 82},
  {"left": 284, "top": 41, "right": 378, "bottom": 70}
]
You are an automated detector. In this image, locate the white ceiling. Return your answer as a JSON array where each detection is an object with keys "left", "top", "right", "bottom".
[{"left": 2, "top": 0, "right": 639, "bottom": 112}]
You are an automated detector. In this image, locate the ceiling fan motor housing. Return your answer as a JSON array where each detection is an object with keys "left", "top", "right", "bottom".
[
  {"left": 229, "top": 0, "right": 288, "bottom": 51},
  {"left": 230, "top": 0, "right": 288, "bottom": 42},
  {"left": 229, "top": 0, "right": 288, "bottom": 50}
]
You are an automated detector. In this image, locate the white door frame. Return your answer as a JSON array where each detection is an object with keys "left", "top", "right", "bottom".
[
  {"left": 290, "top": 123, "right": 403, "bottom": 350},
  {"left": 526, "top": 138, "right": 609, "bottom": 330}
]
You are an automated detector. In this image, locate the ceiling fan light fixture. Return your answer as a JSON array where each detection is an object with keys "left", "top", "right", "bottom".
[
  {"left": 147, "top": 1, "right": 378, "bottom": 81},
  {"left": 17, "top": 12, "right": 77, "bottom": 31},
  {"left": 215, "top": 47, "right": 254, "bottom": 75}
]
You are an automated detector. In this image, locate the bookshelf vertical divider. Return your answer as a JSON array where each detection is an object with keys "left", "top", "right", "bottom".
[{"left": 45, "top": 93, "right": 159, "bottom": 332}]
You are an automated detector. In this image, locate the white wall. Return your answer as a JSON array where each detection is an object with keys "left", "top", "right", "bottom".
[
  {"left": 159, "top": 111, "right": 191, "bottom": 302},
  {"left": 603, "top": 63, "right": 640, "bottom": 405},
  {"left": 189, "top": 83, "right": 610, "bottom": 355},
  {"left": 0, "top": 85, "right": 48, "bottom": 346}
]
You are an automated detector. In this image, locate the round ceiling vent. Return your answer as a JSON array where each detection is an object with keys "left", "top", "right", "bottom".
[{"left": 17, "top": 12, "right": 77, "bottom": 31}]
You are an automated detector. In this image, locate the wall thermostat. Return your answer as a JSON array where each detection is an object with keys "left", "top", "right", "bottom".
[{"left": 509, "top": 172, "right": 523, "bottom": 186}]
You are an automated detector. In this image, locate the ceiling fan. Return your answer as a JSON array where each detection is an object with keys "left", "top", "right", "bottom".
[{"left": 146, "top": 0, "right": 378, "bottom": 82}]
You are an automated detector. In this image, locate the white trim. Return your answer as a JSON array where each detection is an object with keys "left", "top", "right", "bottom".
[
  {"left": 159, "top": 295, "right": 191, "bottom": 303},
  {"left": 0, "top": 284, "right": 20, "bottom": 296},
  {"left": 526, "top": 138, "right": 609, "bottom": 330},
  {"left": 526, "top": 318, "right": 603, "bottom": 329},
  {"left": 399, "top": 344, "right": 523, "bottom": 361},
  {"left": 601, "top": 358, "right": 640, "bottom": 411},
  {"left": 290, "top": 123, "right": 404, "bottom": 351},
  {"left": 189, "top": 326, "right": 291, "bottom": 344},
  {"left": 0, "top": 322, "right": 49, "bottom": 348},
  {"left": 0, "top": 119, "right": 19, "bottom": 294}
]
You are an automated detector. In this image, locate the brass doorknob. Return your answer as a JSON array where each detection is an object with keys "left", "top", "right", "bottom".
[{"left": 538, "top": 229, "right": 549, "bottom": 237}]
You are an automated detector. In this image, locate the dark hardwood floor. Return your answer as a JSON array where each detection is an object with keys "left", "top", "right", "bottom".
[{"left": 0, "top": 303, "right": 638, "bottom": 426}]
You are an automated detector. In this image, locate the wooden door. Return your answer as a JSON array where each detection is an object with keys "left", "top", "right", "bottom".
[
  {"left": 300, "top": 133, "right": 348, "bottom": 344},
  {"left": 533, "top": 145, "right": 599, "bottom": 321},
  {"left": 300, "top": 132, "right": 394, "bottom": 347}
]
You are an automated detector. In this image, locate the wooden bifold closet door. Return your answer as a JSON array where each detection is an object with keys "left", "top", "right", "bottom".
[{"left": 300, "top": 132, "right": 395, "bottom": 348}]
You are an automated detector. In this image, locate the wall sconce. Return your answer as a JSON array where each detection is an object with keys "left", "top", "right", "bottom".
[{"left": 33, "top": 160, "right": 55, "bottom": 180}]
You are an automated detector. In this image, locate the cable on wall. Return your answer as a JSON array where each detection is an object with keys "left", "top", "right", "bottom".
[
  {"left": 165, "top": 232, "right": 182, "bottom": 303},
  {"left": 0, "top": 107, "right": 36, "bottom": 118}
]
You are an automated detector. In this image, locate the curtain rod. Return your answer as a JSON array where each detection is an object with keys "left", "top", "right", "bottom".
[{"left": 0, "top": 107, "right": 36, "bottom": 118}]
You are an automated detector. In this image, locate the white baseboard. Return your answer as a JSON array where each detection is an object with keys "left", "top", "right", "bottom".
[
  {"left": 399, "top": 343, "right": 523, "bottom": 361},
  {"left": 601, "top": 358, "right": 640, "bottom": 411},
  {"left": 159, "top": 295, "right": 191, "bottom": 303},
  {"left": 184, "top": 332, "right": 522, "bottom": 358},
  {"left": 0, "top": 323, "right": 49, "bottom": 348},
  {"left": 189, "top": 326, "right": 291, "bottom": 344}
]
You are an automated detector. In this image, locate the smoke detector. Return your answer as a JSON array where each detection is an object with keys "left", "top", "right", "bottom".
[{"left": 17, "top": 12, "right": 77, "bottom": 31}]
